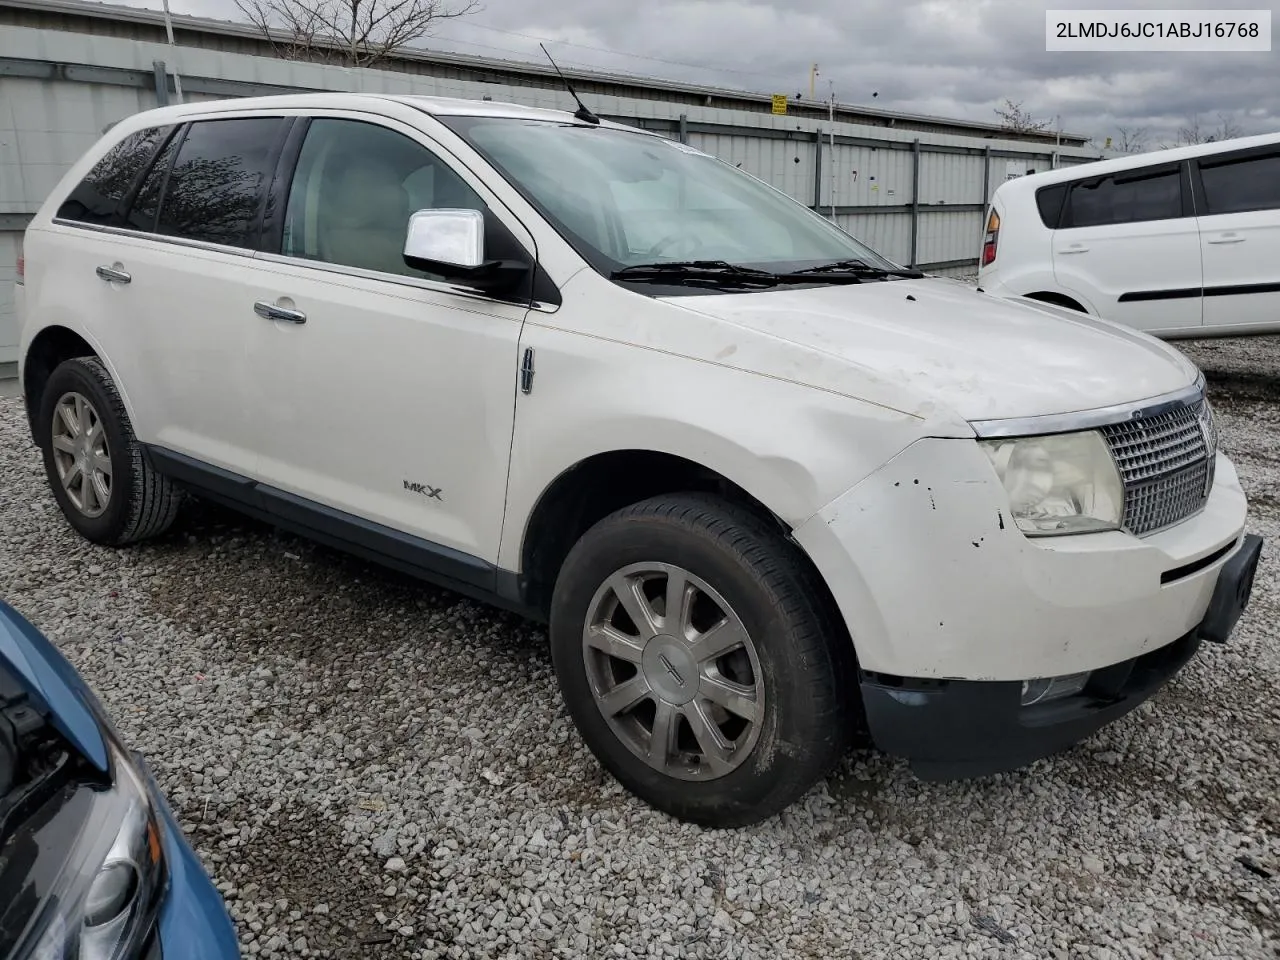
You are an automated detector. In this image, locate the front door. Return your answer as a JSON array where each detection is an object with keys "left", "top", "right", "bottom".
[
  {"left": 1194, "top": 145, "right": 1280, "bottom": 331},
  {"left": 244, "top": 115, "right": 533, "bottom": 570}
]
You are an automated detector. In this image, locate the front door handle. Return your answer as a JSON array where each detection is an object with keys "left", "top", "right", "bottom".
[
  {"left": 1207, "top": 234, "right": 1245, "bottom": 244},
  {"left": 95, "top": 264, "right": 131, "bottom": 284},
  {"left": 254, "top": 300, "right": 307, "bottom": 324},
  {"left": 1057, "top": 245, "right": 1089, "bottom": 255}
]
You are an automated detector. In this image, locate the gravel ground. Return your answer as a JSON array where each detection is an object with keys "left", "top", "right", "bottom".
[{"left": 2, "top": 337, "right": 1279, "bottom": 960}]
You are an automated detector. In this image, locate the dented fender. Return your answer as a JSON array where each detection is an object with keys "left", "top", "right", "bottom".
[{"left": 497, "top": 321, "right": 964, "bottom": 572}]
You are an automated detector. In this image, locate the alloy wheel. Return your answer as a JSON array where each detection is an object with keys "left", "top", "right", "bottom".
[
  {"left": 50, "top": 391, "right": 113, "bottom": 518},
  {"left": 582, "top": 562, "right": 764, "bottom": 781}
]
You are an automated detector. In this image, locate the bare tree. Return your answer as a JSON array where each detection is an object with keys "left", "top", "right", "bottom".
[
  {"left": 1159, "top": 112, "right": 1245, "bottom": 148},
  {"left": 1112, "top": 125, "right": 1148, "bottom": 154},
  {"left": 994, "top": 98, "right": 1050, "bottom": 135},
  {"left": 234, "top": 0, "right": 480, "bottom": 67},
  {"left": 1214, "top": 112, "right": 1244, "bottom": 141}
]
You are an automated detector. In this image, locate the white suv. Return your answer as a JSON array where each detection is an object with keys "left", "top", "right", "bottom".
[
  {"left": 979, "top": 133, "right": 1280, "bottom": 337},
  {"left": 15, "top": 94, "right": 1262, "bottom": 827}
]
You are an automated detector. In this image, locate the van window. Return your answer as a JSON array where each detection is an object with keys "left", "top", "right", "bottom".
[
  {"left": 56, "top": 125, "right": 173, "bottom": 227},
  {"left": 1199, "top": 151, "right": 1280, "bottom": 216},
  {"left": 281, "top": 118, "right": 486, "bottom": 280},
  {"left": 1035, "top": 184, "right": 1068, "bottom": 228},
  {"left": 1063, "top": 168, "right": 1182, "bottom": 228},
  {"left": 154, "top": 117, "right": 286, "bottom": 247}
]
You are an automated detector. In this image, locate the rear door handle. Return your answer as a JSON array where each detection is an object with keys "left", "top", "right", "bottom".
[
  {"left": 1057, "top": 245, "right": 1089, "bottom": 254},
  {"left": 1207, "top": 234, "right": 1245, "bottom": 244},
  {"left": 254, "top": 300, "right": 306, "bottom": 324},
  {"left": 95, "top": 265, "right": 131, "bottom": 283}
]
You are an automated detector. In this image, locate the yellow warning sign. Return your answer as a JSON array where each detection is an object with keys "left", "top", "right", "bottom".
[{"left": 771, "top": 94, "right": 788, "bottom": 115}]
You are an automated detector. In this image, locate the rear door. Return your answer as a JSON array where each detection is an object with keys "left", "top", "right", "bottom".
[
  {"left": 53, "top": 115, "right": 291, "bottom": 477},
  {"left": 1051, "top": 162, "right": 1203, "bottom": 333},
  {"left": 1193, "top": 144, "right": 1280, "bottom": 331}
]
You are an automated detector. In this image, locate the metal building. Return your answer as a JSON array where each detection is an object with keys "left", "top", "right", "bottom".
[{"left": 0, "top": 0, "right": 1108, "bottom": 365}]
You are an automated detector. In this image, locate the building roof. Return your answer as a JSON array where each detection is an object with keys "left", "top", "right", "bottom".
[{"left": 0, "top": 0, "right": 1093, "bottom": 146}]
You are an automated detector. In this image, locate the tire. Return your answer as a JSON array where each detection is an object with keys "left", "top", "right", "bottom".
[
  {"left": 549, "top": 493, "right": 856, "bottom": 827},
  {"left": 38, "top": 357, "right": 181, "bottom": 546}
]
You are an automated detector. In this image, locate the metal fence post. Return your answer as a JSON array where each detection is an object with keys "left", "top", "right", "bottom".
[
  {"left": 813, "top": 128, "right": 824, "bottom": 212},
  {"left": 152, "top": 60, "right": 170, "bottom": 107},
  {"left": 910, "top": 138, "right": 921, "bottom": 268},
  {"left": 678, "top": 113, "right": 688, "bottom": 144},
  {"left": 982, "top": 145, "right": 992, "bottom": 208}
]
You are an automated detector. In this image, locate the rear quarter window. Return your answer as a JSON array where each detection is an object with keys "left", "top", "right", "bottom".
[
  {"left": 56, "top": 126, "right": 173, "bottom": 227},
  {"left": 1034, "top": 184, "right": 1068, "bottom": 228}
]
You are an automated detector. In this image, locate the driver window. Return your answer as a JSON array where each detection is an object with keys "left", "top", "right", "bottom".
[{"left": 282, "top": 118, "right": 485, "bottom": 280}]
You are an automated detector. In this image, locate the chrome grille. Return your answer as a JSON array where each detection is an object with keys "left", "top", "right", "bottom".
[{"left": 1099, "top": 397, "right": 1215, "bottom": 536}]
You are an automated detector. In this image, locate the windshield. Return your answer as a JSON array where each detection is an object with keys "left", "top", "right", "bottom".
[{"left": 439, "top": 116, "right": 902, "bottom": 281}]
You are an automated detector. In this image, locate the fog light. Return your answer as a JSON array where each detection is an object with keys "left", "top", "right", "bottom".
[{"left": 1020, "top": 671, "right": 1090, "bottom": 706}]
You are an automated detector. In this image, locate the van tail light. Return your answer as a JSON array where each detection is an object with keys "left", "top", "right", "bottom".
[
  {"left": 15, "top": 250, "right": 23, "bottom": 285},
  {"left": 981, "top": 209, "right": 1000, "bottom": 267}
]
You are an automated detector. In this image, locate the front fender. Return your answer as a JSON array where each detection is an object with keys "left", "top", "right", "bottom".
[{"left": 497, "top": 320, "right": 939, "bottom": 571}]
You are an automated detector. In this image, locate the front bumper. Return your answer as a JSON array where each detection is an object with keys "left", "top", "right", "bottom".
[
  {"left": 140, "top": 761, "right": 241, "bottom": 959},
  {"left": 793, "top": 439, "right": 1250, "bottom": 681},
  {"left": 859, "top": 533, "right": 1262, "bottom": 779}
]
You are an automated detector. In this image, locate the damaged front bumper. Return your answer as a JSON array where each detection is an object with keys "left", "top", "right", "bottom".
[{"left": 860, "top": 533, "right": 1263, "bottom": 780}]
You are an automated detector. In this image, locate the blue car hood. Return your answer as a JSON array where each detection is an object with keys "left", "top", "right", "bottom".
[{"left": 0, "top": 600, "right": 108, "bottom": 771}]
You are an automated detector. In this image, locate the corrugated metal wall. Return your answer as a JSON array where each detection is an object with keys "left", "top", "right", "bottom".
[
  {"left": 0, "top": 24, "right": 1107, "bottom": 363},
  {"left": 837, "top": 212, "right": 911, "bottom": 267},
  {"left": 687, "top": 132, "right": 819, "bottom": 204}
]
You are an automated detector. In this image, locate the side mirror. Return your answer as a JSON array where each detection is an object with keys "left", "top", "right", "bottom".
[
  {"left": 402, "top": 208, "right": 528, "bottom": 295},
  {"left": 404, "top": 208, "right": 485, "bottom": 270}
]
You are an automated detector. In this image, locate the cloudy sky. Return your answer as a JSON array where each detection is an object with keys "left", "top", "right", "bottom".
[{"left": 126, "top": 0, "right": 1279, "bottom": 147}]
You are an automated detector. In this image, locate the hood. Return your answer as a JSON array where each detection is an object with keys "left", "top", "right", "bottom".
[
  {"left": 0, "top": 600, "right": 108, "bottom": 771},
  {"left": 663, "top": 277, "right": 1200, "bottom": 422}
]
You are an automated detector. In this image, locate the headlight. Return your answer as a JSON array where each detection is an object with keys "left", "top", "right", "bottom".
[
  {"left": 21, "top": 741, "right": 166, "bottom": 960},
  {"left": 1198, "top": 397, "right": 1219, "bottom": 457},
  {"left": 981, "top": 430, "right": 1124, "bottom": 536}
]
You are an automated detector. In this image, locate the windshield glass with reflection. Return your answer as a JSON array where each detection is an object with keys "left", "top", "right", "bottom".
[{"left": 439, "top": 115, "right": 901, "bottom": 279}]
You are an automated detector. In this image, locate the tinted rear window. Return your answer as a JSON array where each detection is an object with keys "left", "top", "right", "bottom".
[
  {"left": 57, "top": 126, "right": 172, "bottom": 226},
  {"left": 1063, "top": 167, "right": 1182, "bottom": 228},
  {"left": 1035, "top": 184, "right": 1068, "bottom": 228},
  {"left": 1199, "top": 151, "right": 1280, "bottom": 216},
  {"left": 154, "top": 117, "right": 285, "bottom": 247}
]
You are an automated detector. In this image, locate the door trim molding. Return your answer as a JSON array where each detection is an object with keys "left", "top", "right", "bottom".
[
  {"left": 1118, "top": 280, "right": 1280, "bottom": 303},
  {"left": 1117, "top": 286, "right": 1202, "bottom": 303}
]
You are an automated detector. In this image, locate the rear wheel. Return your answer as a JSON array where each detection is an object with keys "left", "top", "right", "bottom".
[
  {"left": 39, "top": 357, "right": 181, "bottom": 545},
  {"left": 1027, "top": 291, "right": 1087, "bottom": 313},
  {"left": 549, "top": 493, "right": 856, "bottom": 827}
]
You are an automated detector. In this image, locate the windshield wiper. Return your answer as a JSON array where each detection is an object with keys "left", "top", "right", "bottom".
[
  {"left": 611, "top": 260, "right": 780, "bottom": 287},
  {"left": 786, "top": 259, "right": 926, "bottom": 280}
]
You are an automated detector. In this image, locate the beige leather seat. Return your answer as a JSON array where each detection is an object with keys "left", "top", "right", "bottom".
[{"left": 317, "top": 154, "right": 413, "bottom": 276}]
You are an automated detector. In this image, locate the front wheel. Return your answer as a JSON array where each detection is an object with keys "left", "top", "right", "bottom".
[{"left": 549, "top": 494, "right": 856, "bottom": 827}]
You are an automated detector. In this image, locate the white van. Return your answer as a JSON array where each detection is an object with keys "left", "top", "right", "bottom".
[
  {"left": 979, "top": 133, "right": 1280, "bottom": 337},
  {"left": 15, "top": 94, "right": 1261, "bottom": 827}
]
